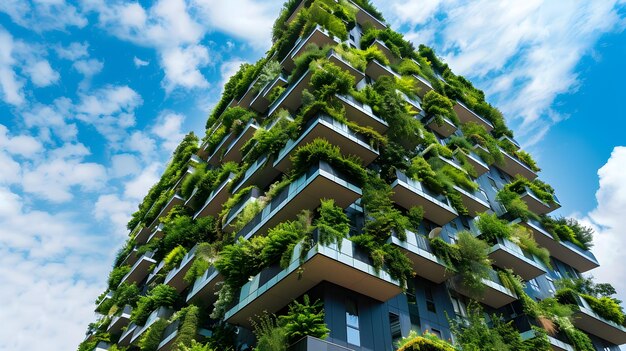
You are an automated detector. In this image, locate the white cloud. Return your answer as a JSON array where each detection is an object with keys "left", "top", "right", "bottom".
[
  {"left": 124, "top": 162, "right": 161, "bottom": 200},
  {"left": 23, "top": 59, "right": 60, "bottom": 87},
  {"left": 125, "top": 131, "right": 157, "bottom": 161},
  {"left": 133, "top": 56, "right": 150, "bottom": 67},
  {"left": 0, "top": 28, "right": 25, "bottom": 106},
  {"left": 21, "top": 98, "right": 78, "bottom": 142},
  {"left": 110, "top": 153, "right": 141, "bottom": 178},
  {"left": 94, "top": 194, "right": 136, "bottom": 236},
  {"left": 0, "top": 0, "right": 87, "bottom": 32},
  {"left": 152, "top": 111, "right": 185, "bottom": 151},
  {"left": 0, "top": 186, "right": 112, "bottom": 351},
  {"left": 579, "top": 147, "right": 626, "bottom": 304},
  {"left": 73, "top": 58, "right": 104, "bottom": 78},
  {"left": 385, "top": 0, "right": 626, "bottom": 144},
  {"left": 0, "top": 151, "right": 21, "bottom": 185},
  {"left": 55, "top": 42, "right": 90, "bottom": 60},
  {"left": 219, "top": 58, "right": 246, "bottom": 91},
  {"left": 0, "top": 124, "right": 43, "bottom": 157}
]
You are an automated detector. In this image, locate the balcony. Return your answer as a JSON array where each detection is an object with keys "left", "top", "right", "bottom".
[
  {"left": 118, "top": 252, "right": 157, "bottom": 287},
  {"left": 288, "top": 336, "right": 355, "bottom": 351},
  {"left": 267, "top": 68, "right": 313, "bottom": 117},
  {"left": 391, "top": 171, "right": 458, "bottom": 226},
  {"left": 120, "top": 247, "right": 140, "bottom": 267},
  {"left": 118, "top": 323, "right": 137, "bottom": 346},
  {"left": 519, "top": 330, "right": 574, "bottom": 351},
  {"left": 146, "top": 259, "right": 165, "bottom": 285},
  {"left": 336, "top": 94, "right": 388, "bottom": 133},
  {"left": 499, "top": 135, "right": 521, "bottom": 151},
  {"left": 146, "top": 223, "right": 164, "bottom": 244},
  {"left": 424, "top": 116, "right": 457, "bottom": 138},
  {"left": 495, "top": 148, "right": 539, "bottom": 181},
  {"left": 193, "top": 173, "right": 236, "bottom": 220},
  {"left": 399, "top": 91, "right": 422, "bottom": 114},
  {"left": 452, "top": 269, "right": 517, "bottom": 308},
  {"left": 170, "top": 165, "right": 196, "bottom": 193},
  {"left": 351, "top": 0, "right": 386, "bottom": 30},
  {"left": 453, "top": 148, "right": 489, "bottom": 177},
  {"left": 514, "top": 219, "right": 599, "bottom": 273},
  {"left": 207, "top": 128, "right": 238, "bottom": 166},
  {"left": 157, "top": 321, "right": 212, "bottom": 351},
  {"left": 164, "top": 244, "right": 199, "bottom": 293},
  {"left": 387, "top": 231, "right": 449, "bottom": 283},
  {"left": 133, "top": 224, "right": 151, "bottom": 245},
  {"left": 221, "top": 121, "right": 260, "bottom": 164},
  {"left": 249, "top": 74, "right": 289, "bottom": 113},
  {"left": 222, "top": 188, "right": 262, "bottom": 232},
  {"left": 453, "top": 100, "right": 494, "bottom": 132},
  {"left": 107, "top": 305, "right": 132, "bottom": 334},
  {"left": 234, "top": 161, "right": 362, "bottom": 240},
  {"left": 412, "top": 73, "right": 434, "bottom": 97},
  {"left": 454, "top": 185, "right": 490, "bottom": 217},
  {"left": 570, "top": 295, "right": 626, "bottom": 345},
  {"left": 92, "top": 342, "right": 111, "bottom": 351},
  {"left": 130, "top": 307, "right": 173, "bottom": 345},
  {"left": 224, "top": 234, "right": 402, "bottom": 327},
  {"left": 273, "top": 115, "right": 379, "bottom": 173},
  {"left": 186, "top": 266, "right": 223, "bottom": 304},
  {"left": 370, "top": 39, "right": 399, "bottom": 64},
  {"left": 328, "top": 50, "right": 365, "bottom": 83},
  {"left": 282, "top": 25, "right": 341, "bottom": 72},
  {"left": 518, "top": 186, "right": 560, "bottom": 215},
  {"left": 146, "top": 194, "right": 184, "bottom": 232},
  {"left": 487, "top": 238, "right": 547, "bottom": 280},
  {"left": 365, "top": 59, "right": 396, "bottom": 81},
  {"left": 95, "top": 291, "right": 113, "bottom": 312},
  {"left": 231, "top": 154, "right": 281, "bottom": 194}
]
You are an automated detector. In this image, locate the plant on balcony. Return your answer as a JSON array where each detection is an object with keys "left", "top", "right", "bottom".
[
  {"left": 289, "top": 44, "right": 330, "bottom": 84},
  {"left": 505, "top": 176, "right": 557, "bottom": 207},
  {"left": 263, "top": 210, "right": 314, "bottom": 268},
  {"left": 128, "top": 133, "right": 199, "bottom": 230},
  {"left": 184, "top": 243, "right": 215, "bottom": 284},
  {"left": 153, "top": 215, "right": 216, "bottom": 263},
  {"left": 179, "top": 340, "right": 215, "bottom": 351},
  {"left": 131, "top": 284, "right": 179, "bottom": 325},
  {"left": 279, "top": 295, "right": 329, "bottom": 344},
  {"left": 310, "top": 60, "right": 355, "bottom": 101},
  {"left": 496, "top": 188, "right": 537, "bottom": 222},
  {"left": 173, "top": 305, "right": 200, "bottom": 349},
  {"left": 540, "top": 216, "right": 593, "bottom": 250},
  {"left": 395, "top": 330, "right": 456, "bottom": 351},
  {"left": 314, "top": 198, "right": 350, "bottom": 247},
  {"left": 430, "top": 232, "right": 491, "bottom": 298},
  {"left": 332, "top": 43, "right": 367, "bottom": 71},
  {"left": 108, "top": 265, "right": 131, "bottom": 290},
  {"left": 422, "top": 90, "right": 459, "bottom": 127},
  {"left": 239, "top": 115, "right": 298, "bottom": 164},
  {"left": 164, "top": 245, "right": 187, "bottom": 272},
  {"left": 360, "top": 28, "right": 415, "bottom": 59},
  {"left": 113, "top": 282, "right": 141, "bottom": 310},
  {"left": 394, "top": 58, "right": 422, "bottom": 77},
  {"left": 251, "top": 313, "right": 287, "bottom": 351},
  {"left": 498, "top": 139, "right": 540, "bottom": 173},
  {"left": 303, "top": 0, "right": 353, "bottom": 41},
  {"left": 291, "top": 138, "right": 367, "bottom": 186},
  {"left": 190, "top": 162, "right": 240, "bottom": 210},
  {"left": 461, "top": 122, "right": 504, "bottom": 166},
  {"left": 138, "top": 318, "right": 168, "bottom": 351},
  {"left": 253, "top": 60, "right": 281, "bottom": 93}
]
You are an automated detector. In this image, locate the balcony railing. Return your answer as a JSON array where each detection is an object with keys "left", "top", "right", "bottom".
[
  {"left": 234, "top": 161, "right": 362, "bottom": 241},
  {"left": 391, "top": 170, "right": 458, "bottom": 225},
  {"left": 519, "top": 330, "right": 574, "bottom": 351},
  {"left": 569, "top": 294, "right": 626, "bottom": 345},
  {"left": 107, "top": 305, "right": 132, "bottom": 334},
  {"left": 453, "top": 100, "right": 494, "bottom": 131},
  {"left": 193, "top": 173, "right": 235, "bottom": 220},
  {"left": 164, "top": 244, "right": 199, "bottom": 292},
  {"left": 517, "top": 186, "right": 560, "bottom": 215},
  {"left": 387, "top": 230, "right": 449, "bottom": 283},
  {"left": 224, "top": 231, "right": 401, "bottom": 327},
  {"left": 496, "top": 147, "right": 539, "bottom": 181},
  {"left": 488, "top": 237, "right": 547, "bottom": 280},
  {"left": 118, "top": 252, "right": 157, "bottom": 287},
  {"left": 281, "top": 25, "right": 341, "bottom": 72},
  {"left": 288, "top": 336, "right": 355, "bottom": 351},
  {"left": 186, "top": 265, "right": 222, "bottom": 304},
  {"left": 273, "top": 114, "right": 379, "bottom": 173},
  {"left": 454, "top": 185, "right": 490, "bottom": 217},
  {"left": 336, "top": 93, "right": 388, "bottom": 133}
]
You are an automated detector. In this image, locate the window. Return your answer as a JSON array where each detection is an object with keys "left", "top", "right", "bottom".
[
  {"left": 346, "top": 299, "right": 360, "bottom": 346},
  {"left": 546, "top": 277, "right": 556, "bottom": 293},
  {"left": 529, "top": 278, "right": 540, "bottom": 291},
  {"left": 425, "top": 287, "right": 437, "bottom": 313},
  {"left": 460, "top": 217, "right": 471, "bottom": 231},
  {"left": 488, "top": 177, "right": 498, "bottom": 191},
  {"left": 389, "top": 313, "right": 402, "bottom": 346},
  {"left": 430, "top": 329, "right": 442, "bottom": 338},
  {"left": 450, "top": 296, "right": 467, "bottom": 318}
]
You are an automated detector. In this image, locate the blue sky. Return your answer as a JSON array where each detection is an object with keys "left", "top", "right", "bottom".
[{"left": 0, "top": 1, "right": 625, "bottom": 350}]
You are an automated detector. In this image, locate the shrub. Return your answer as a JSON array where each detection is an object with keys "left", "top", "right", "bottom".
[
  {"left": 476, "top": 213, "right": 512, "bottom": 243},
  {"left": 582, "top": 294, "right": 625, "bottom": 325},
  {"left": 108, "top": 265, "right": 130, "bottom": 290},
  {"left": 279, "top": 295, "right": 329, "bottom": 344},
  {"left": 251, "top": 313, "right": 287, "bottom": 351},
  {"left": 174, "top": 305, "right": 200, "bottom": 349},
  {"left": 422, "top": 90, "right": 459, "bottom": 126},
  {"left": 310, "top": 61, "right": 355, "bottom": 101},
  {"left": 253, "top": 60, "right": 281, "bottom": 93},
  {"left": 139, "top": 319, "right": 168, "bottom": 351},
  {"left": 131, "top": 284, "right": 179, "bottom": 325},
  {"left": 315, "top": 199, "right": 349, "bottom": 247},
  {"left": 164, "top": 245, "right": 187, "bottom": 272}
]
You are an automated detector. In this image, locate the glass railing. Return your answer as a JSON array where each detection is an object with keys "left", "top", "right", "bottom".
[
  {"left": 455, "top": 100, "right": 493, "bottom": 128},
  {"left": 336, "top": 94, "right": 387, "bottom": 126},
  {"left": 232, "top": 154, "right": 269, "bottom": 192},
  {"left": 224, "top": 188, "right": 261, "bottom": 227},
  {"left": 187, "top": 265, "right": 219, "bottom": 301},
  {"left": 234, "top": 161, "right": 360, "bottom": 240},
  {"left": 288, "top": 336, "right": 355, "bottom": 351},
  {"left": 165, "top": 244, "right": 198, "bottom": 282},
  {"left": 394, "top": 170, "right": 455, "bottom": 210},
  {"left": 223, "top": 120, "right": 258, "bottom": 156}
]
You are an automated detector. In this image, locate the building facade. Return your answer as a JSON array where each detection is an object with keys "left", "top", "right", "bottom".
[{"left": 79, "top": 1, "right": 626, "bottom": 351}]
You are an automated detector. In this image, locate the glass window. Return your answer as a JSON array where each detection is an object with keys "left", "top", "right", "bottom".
[
  {"left": 488, "top": 177, "right": 498, "bottom": 190},
  {"left": 430, "top": 328, "right": 442, "bottom": 338},
  {"left": 389, "top": 313, "right": 402, "bottom": 345},
  {"left": 546, "top": 277, "right": 556, "bottom": 293},
  {"left": 425, "top": 287, "right": 437, "bottom": 313},
  {"left": 529, "top": 279, "right": 540, "bottom": 291},
  {"left": 346, "top": 299, "right": 360, "bottom": 346},
  {"left": 450, "top": 296, "right": 467, "bottom": 318}
]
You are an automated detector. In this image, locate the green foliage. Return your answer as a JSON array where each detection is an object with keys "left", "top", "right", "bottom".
[
  {"left": 181, "top": 163, "right": 207, "bottom": 199},
  {"left": 315, "top": 199, "right": 349, "bottom": 247},
  {"left": 360, "top": 28, "right": 414, "bottom": 59},
  {"left": 496, "top": 189, "right": 538, "bottom": 222},
  {"left": 253, "top": 60, "right": 282, "bottom": 92},
  {"left": 184, "top": 243, "right": 215, "bottom": 284},
  {"left": 263, "top": 211, "right": 313, "bottom": 268},
  {"left": 504, "top": 176, "right": 556, "bottom": 206},
  {"left": 476, "top": 213, "right": 513, "bottom": 243},
  {"left": 290, "top": 44, "right": 329, "bottom": 84},
  {"left": 108, "top": 265, "right": 130, "bottom": 290},
  {"left": 333, "top": 44, "right": 367, "bottom": 71},
  {"left": 309, "top": 61, "right": 355, "bottom": 101},
  {"left": 139, "top": 319, "right": 168, "bottom": 351},
  {"left": 395, "top": 58, "right": 422, "bottom": 76},
  {"left": 290, "top": 138, "right": 366, "bottom": 186},
  {"left": 252, "top": 313, "right": 287, "bottom": 351},
  {"left": 179, "top": 340, "right": 215, "bottom": 351},
  {"left": 581, "top": 294, "right": 625, "bottom": 325},
  {"left": 164, "top": 245, "right": 187, "bottom": 272},
  {"left": 278, "top": 295, "right": 329, "bottom": 344},
  {"left": 158, "top": 215, "right": 217, "bottom": 261},
  {"left": 362, "top": 175, "right": 412, "bottom": 240},
  {"left": 358, "top": 45, "right": 390, "bottom": 65},
  {"left": 131, "top": 284, "right": 179, "bottom": 325},
  {"left": 422, "top": 90, "right": 459, "bottom": 126},
  {"left": 240, "top": 115, "right": 298, "bottom": 163},
  {"left": 307, "top": 1, "right": 350, "bottom": 40},
  {"left": 396, "top": 330, "right": 456, "bottom": 351},
  {"left": 112, "top": 283, "right": 141, "bottom": 310},
  {"left": 541, "top": 216, "right": 593, "bottom": 250},
  {"left": 174, "top": 305, "right": 200, "bottom": 349},
  {"left": 216, "top": 237, "right": 267, "bottom": 288},
  {"left": 461, "top": 122, "right": 504, "bottom": 166},
  {"left": 351, "top": 0, "right": 385, "bottom": 22}
]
